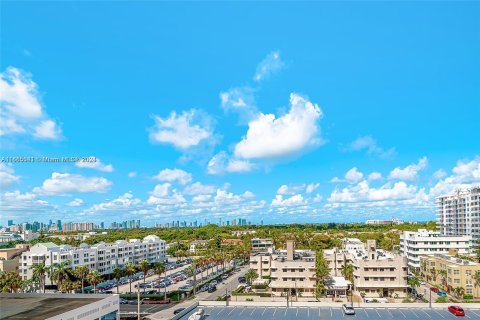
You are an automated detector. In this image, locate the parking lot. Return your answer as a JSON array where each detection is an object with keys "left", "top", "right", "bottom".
[
  {"left": 119, "top": 303, "right": 170, "bottom": 315},
  {"left": 179, "top": 306, "right": 480, "bottom": 320}
]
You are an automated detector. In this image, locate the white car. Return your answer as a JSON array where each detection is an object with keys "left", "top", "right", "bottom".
[
  {"left": 420, "top": 281, "right": 426, "bottom": 285},
  {"left": 188, "top": 308, "right": 206, "bottom": 320},
  {"left": 342, "top": 304, "right": 355, "bottom": 315}
]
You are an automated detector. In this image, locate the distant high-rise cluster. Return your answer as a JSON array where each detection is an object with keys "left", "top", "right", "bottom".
[{"left": 109, "top": 219, "right": 141, "bottom": 229}]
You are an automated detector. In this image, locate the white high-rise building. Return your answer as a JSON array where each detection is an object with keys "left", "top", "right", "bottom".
[
  {"left": 400, "top": 229, "right": 472, "bottom": 269},
  {"left": 436, "top": 186, "right": 480, "bottom": 247},
  {"left": 20, "top": 235, "right": 165, "bottom": 281}
]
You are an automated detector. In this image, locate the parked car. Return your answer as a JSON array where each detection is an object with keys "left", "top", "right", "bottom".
[
  {"left": 437, "top": 291, "right": 447, "bottom": 297},
  {"left": 119, "top": 298, "right": 128, "bottom": 304},
  {"left": 431, "top": 287, "right": 439, "bottom": 293},
  {"left": 174, "top": 308, "right": 185, "bottom": 315},
  {"left": 448, "top": 306, "right": 465, "bottom": 316},
  {"left": 342, "top": 304, "right": 355, "bottom": 315},
  {"left": 207, "top": 285, "right": 217, "bottom": 293},
  {"left": 238, "top": 276, "right": 246, "bottom": 283}
]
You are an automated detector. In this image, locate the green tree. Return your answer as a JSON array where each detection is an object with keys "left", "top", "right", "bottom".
[
  {"left": 74, "top": 265, "right": 89, "bottom": 294},
  {"left": 112, "top": 267, "right": 124, "bottom": 294},
  {"left": 315, "top": 251, "right": 330, "bottom": 299},
  {"left": 30, "top": 261, "right": 48, "bottom": 293},
  {"left": 453, "top": 286, "right": 465, "bottom": 298},
  {"left": 87, "top": 270, "right": 103, "bottom": 293},
  {"left": 473, "top": 270, "right": 480, "bottom": 291},
  {"left": 125, "top": 263, "right": 137, "bottom": 293},
  {"left": 438, "top": 270, "right": 447, "bottom": 288},
  {"left": 340, "top": 263, "right": 354, "bottom": 282},
  {"left": 245, "top": 268, "right": 258, "bottom": 285},
  {"left": 154, "top": 262, "right": 167, "bottom": 299},
  {"left": 50, "top": 260, "right": 71, "bottom": 290},
  {"left": 138, "top": 260, "right": 151, "bottom": 293},
  {"left": 407, "top": 276, "right": 420, "bottom": 297}
]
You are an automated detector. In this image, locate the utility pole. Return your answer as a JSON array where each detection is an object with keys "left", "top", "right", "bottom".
[
  {"left": 137, "top": 282, "right": 141, "bottom": 320},
  {"left": 225, "top": 288, "right": 229, "bottom": 306}
]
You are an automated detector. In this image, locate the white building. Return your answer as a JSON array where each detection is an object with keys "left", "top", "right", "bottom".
[
  {"left": 365, "top": 218, "right": 404, "bottom": 225},
  {"left": 251, "top": 238, "right": 274, "bottom": 251},
  {"left": 436, "top": 186, "right": 480, "bottom": 247},
  {"left": 20, "top": 235, "right": 165, "bottom": 281},
  {"left": 189, "top": 240, "right": 209, "bottom": 253},
  {"left": 400, "top": 229, "right": 472, "bottom": 269}
]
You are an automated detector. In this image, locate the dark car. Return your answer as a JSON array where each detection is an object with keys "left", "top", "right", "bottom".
[
  {"left": 208, "top": 285, "right": 217, "bottom": 293},
  {"left": 173, "top": 308, "right": 185, "bottom": 315},
  {"left": 238, "top": 276, "right": 246, "bottom": 283},
  {"left": 448, "top": 306, "right": 465, "bottom": 317},
  {"left": 119, "top": 298, "right": 128, "bottom": 304}
]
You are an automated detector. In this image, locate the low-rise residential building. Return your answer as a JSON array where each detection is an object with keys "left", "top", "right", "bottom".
[
  {"left": 251, "top": 238, "right": 274, "bottom": 251},
  {"left": 19, "top": 235, "right": 165, "bottom": 281},
  {"left": 250, "top": 240, "right": 316, "bottom": 297},
  {"left": 231, "top": 230, "right": 256, "bottom": 237},
  {"left": 0, "top": 244, "right": 30, "bottom": 273},
  {"left": 365, "top": 218, "right": 404, "bottom": 225},
  {"left": 420, "top": 250, "right": 480, "bottom": 298},
  {"left": 400, "top": 229, "right": 472, "bottom": 269},
  {"left": 189, "top": 240, "right": 209, "bottom": 253},
  {"left": 352, "top": 240, "right": 409, "bottom": 299}
]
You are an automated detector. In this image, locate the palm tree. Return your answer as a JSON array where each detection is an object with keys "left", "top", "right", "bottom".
[
  {"left": 429, "top": 267, "right": 437, "bottom": 283},
  {"left": 74, "top": 265, "right": 89, "bottom": 294},
  {"left": 30, "top": 261, "right": 48, "bottom": 293},
  {"left": 438, "top": 270, "right": 447, "bottom": 289},
  {"left": 315, "top": 250, "right": 330, "bottom": 300},
  {"left": 112, "top": 267, "right": 124, "bottom": 294},
  {"left": 473, "top": 270, "right": 480, "bottom": 292},
  {"left": 87, "top": 270, "right": 103, "bottom": 293},
  {"left": 51, "top": 260, "right": 71, "bottom": 290},
  {"left": 153, "top": 262, "right": 166, "bottom": 299},
  {"left": 125, "top": 263, "right": 137, "bottom": 293},
  {"left": 340, "top": 263, "right": 354, "bottom": 282},
  {"left": 138, "top": 260, "right": 151, "bottom": 293},
  {"left": 1, "top": 272, "right": 23, "bottom": 293},
  {"left": 453, "top": 286, "right": 465, "bottom": 298},
  {"left": 407, "top": 276, "right": 421, "bottom": 298},
  {"left": 245, "top": 269, "right": 258, "bottom": 285}
]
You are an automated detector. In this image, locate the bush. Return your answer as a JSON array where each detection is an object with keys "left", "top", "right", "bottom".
[
  {"left": 246, "top": 298, "right": 253, "bottom": 301},
  {"left": 463, "top": 294, "right": 473, "bottom": 300},
  {"left": 370, "top": 299, "right": 379, "bottom": 303},
  {"left": 252, "top": 284, "right": 268, "bottom": 289},
  {"left": 436, "top": 296, "right": 447, "bottom": 303},
  {"left": 402, "top": 298, "right": 413, "bottom": 303}
]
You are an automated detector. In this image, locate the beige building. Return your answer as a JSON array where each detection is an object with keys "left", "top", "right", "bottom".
[
  {"left": 251, "top": 238, "right": 274, "bottom": 251},
  {"left": 352, "top": 240, "right": 409, "bottom": 299},
  {"left": 250, "top": 240, "right": 316, "bottom": 297},
  {"left": 420, "top": 250, "right": 480, "bottom": 299},
  {"left": 0, "top": 244, "right": 31, "bottom": 273}
]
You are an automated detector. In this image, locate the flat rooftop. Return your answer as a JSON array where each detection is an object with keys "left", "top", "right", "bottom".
[{"left": 0, "top": 293, "right": 105, "bottom": 319}]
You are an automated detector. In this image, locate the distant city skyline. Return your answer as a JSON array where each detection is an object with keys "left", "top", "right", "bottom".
[{"left": 1, "top": 2, "right": 479, "bottom": 225}]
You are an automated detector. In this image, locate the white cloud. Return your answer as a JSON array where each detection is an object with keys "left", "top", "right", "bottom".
[
  {"left": 329, "top": 180, "right": 420, "bottom": 203},
  {"left": 149, "top": 109, "right": 214, "bottom": 150},
  {"left": 150, "top": 183, "right": 171, "bottom": 198},
  {"left": 234, "top": 93, "right": 323, "bottom": 160},
  {"left": 345, "top": 167, "right": 364, "bottom": 184},
  {"left": 429, "top": 157, "right": 480, "bottom": 197},
  {"left": 0, "top": 67, "right": 62, "bottom": 140},
  {"left": 192, "top": 194, "right": 212, "bottom": 202},
  {"left": 433, "top": 169, "right": 447, "bottom": 180},
  {"left": 128, "top": 172, "right": 137, "bottom": 178},
  {"left": 33, "top": 120, "right": 62, "bottom": 140},
  {"left": 388, "top": 157, "right": 427, "bottom": 181},
  {"left": 153, "top": 168, "right": 192, "bottom": 185},
  {"left": 0, "top": 190, "right": 52, "bottom": 214},
  {"left": 220, "top": 87, "right": 257, "bottom": 124},
  {"left": 306, "top": 183, "right": 320, "bottom": 194},
  {"left": 207, "top": 151, "right": 253, "bottom": 175},
  {"left": 75, "top": 157, "right": 114, "bottom": 172},
  {"left": 368, "top": 172, "right": 382, "bottom": 181},
  {"left": 67, "top": 198, "right": 84, "bottom": 207},
  {"left": 33, "top": 172, "right": 112, "bottom": 195},
  {"left": 83, "top": 193, "right": 142, "bottom": 214},
  {"left": 254, "top": 51, "right": 285, "bottom": 82},
  {"left": 343, "top": 135, "right": 395, "bottom": 159},
  {"left": 277, "top": 184, "right": 306, "bottom": 196},
  {"left": 184, "top": 182, "right": 216, "bottom": 195},
  {"left": 271, "top": 194, "right": 306, "bottom": 207},
  {"left": 0, "top": 164, "right": 20, "bottom": 188}
]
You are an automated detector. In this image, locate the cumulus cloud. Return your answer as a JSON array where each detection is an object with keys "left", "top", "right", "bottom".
[
  {"left": 0, "top": 67, "right": 62, "bottom": 140},
  {"left": 149, "top": 109, "right": 215, "bottom": 150},
  {"left": 342, "top": 135, "right": 395, "bottom": 159},
  {"left": 254, "top": 51, "right": 285, "bottom": 82},
  {"left": 82, "top": 192, "right": 142, "bottom": 214},
  {"left": 368, "top": 172, "right": 382, "bottom": 181},
  {"left": 388, "top": 157, "right": 427, "bottom": 181},
  {"left": 277, "top": 184, "right": 306, "bottom": 196},
  {"left": 153, "top": 168, "right": 192, "bottom": 185},
  {"left": 345, "top": 167, "right": 364, "bottom": 184},
  {"left": 429, "top": 157, "right": 480, "bottom": 197},
  {"left": 433, "top": 169, "right": 447, "bottom": 180},
  {"left": 271, "top": 194, "right": 306, "bottom": 207},
  {"left": 0, "top": 164, "right": 20, "bottom": 188},
  {"left": 306, "top": 183, "right": 320, "bottom": 194},
  {"left": 1, "top": 190, "right": 52, "bottom": 214},
  {"left": 207, "top": 151, "right": 253, "bottom": 175},
  {"left": 329, "top": 180, "right": 421, "bottom": 203},
  {"left": 67, "top": 198, "right": 84, "bottom": 207},
  {"left": 128, "top": 172, "right": 137, "bottom": 178},
  {"left": 183, "top": 182, "right": 216, "bottom": 195},
  {"left": 75, "top": 157, "right": 114, "bottom": 172},
  {"left": 220, "top": 87, "right": 257, "bottom": 124},
  {"left": 33, "top": 172, "right": 112, "bottom": 195},
  {"left": 234, "top": 93, "right": 323, "bottom": 160}
]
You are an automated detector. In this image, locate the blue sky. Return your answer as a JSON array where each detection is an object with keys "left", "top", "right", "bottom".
[{"left": 1, "top": 1, "right": 479, "bottom": 226}]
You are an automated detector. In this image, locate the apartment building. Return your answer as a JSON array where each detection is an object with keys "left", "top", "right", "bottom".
[
  {"left": 189, "top": 240, "right": 210, "bottom": 253},
  {"left": 400, "top": 229, "right": 472, "bottom": 269},
  {"left": 352, "top": 240, "right": 409, "bottom": 299},
  {"left": 19, "top": 235, "right": 165, "bottom": 281},
  {"left": 365, "top": 218, "right": 404, "bottom": 225},
  {"left": 251, "top": 238, "right": 274, "bottom": 251},
  {"left": 420, "top": 250, "right": 480, "bottom": 298},
  {"left": 250, "top": 240, "right": 316, "bottom": 297},
  {"left": 0, "top": 244, "right": 30, "bottom": 273},
  {"left": 436, "top": 186, "right": 480, "bottom": 247}
]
